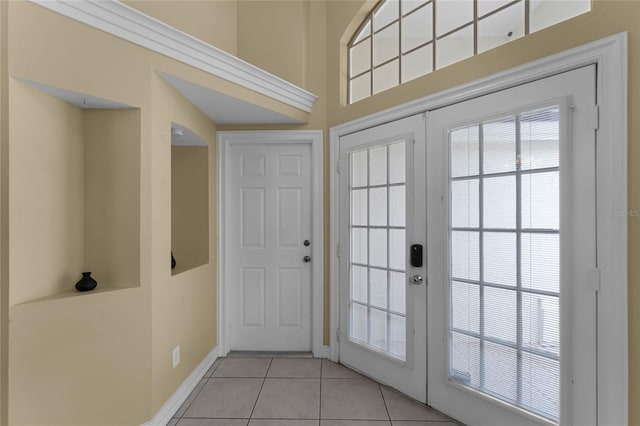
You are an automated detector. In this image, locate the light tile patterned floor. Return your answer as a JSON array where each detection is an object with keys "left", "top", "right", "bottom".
[{"left": 169, "top": 356, "right": 462, "bottom": 426}]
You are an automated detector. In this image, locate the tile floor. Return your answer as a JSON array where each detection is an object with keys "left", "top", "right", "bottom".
[{"left": 169, "top": 356, "right": 461, "bottom": 426}]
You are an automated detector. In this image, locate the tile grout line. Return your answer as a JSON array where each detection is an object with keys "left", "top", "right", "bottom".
[
  {"left": 175, "top": 357, "right": 226, "bottom": 421},
  {"left": 379, "top": 383, "right": 393, "bottom": 424},
  {"left": 318, "top": 358, "right": 323, "bottom": 425},
  {"left": 247, "top": 357, "right": 273, "bottom": 421}
]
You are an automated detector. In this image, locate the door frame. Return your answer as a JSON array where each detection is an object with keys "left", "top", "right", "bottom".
[
  {"left": 330, "top": 33, "right": 627, "bottom": 425},
  {"left": 217, "top": 130, "right": 324, "bottom": 357}
]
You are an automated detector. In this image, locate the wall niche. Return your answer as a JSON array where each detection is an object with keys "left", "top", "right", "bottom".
[
  {"left": 171, "top": 123, "right": 209, "bottom": 275},
  {"left": 9, "top": 79, "right": 141, "bottom": 305}
]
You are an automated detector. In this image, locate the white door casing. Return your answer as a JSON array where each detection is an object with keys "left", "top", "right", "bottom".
[
  {"left": 218, "top": 131, "right": 324, "bottom": 356},
  {"left": 338, "top": 114, "right": 427, "bottom": 403}
]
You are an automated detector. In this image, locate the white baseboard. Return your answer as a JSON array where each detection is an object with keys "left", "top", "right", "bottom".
[{"left": 141, "top": 345, "right": 219, "bottom": 426}]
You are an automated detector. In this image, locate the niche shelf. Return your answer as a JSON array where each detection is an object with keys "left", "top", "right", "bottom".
[
  {"left": 171, "top": 123, "right": 210, "bottom": 276},
  {"left": 9, "top": 79, "right": 141, "bottom": 306}
]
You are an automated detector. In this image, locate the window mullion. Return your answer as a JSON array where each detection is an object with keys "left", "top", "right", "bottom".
[
  {"left": 516, "top": 114, "right": 524, "bottom": 405},
  {"left": 478, "top": 122, "right": 486, "bottom": 390}
]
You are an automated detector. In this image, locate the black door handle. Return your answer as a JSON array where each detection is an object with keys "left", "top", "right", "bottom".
[{"left": 303, "top": 256, "right": 312, "bottom": 263}]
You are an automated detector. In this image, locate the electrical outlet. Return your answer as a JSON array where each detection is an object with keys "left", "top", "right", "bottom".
[{"left": 172, "top": 346, "right": 180, "bottom": 368}]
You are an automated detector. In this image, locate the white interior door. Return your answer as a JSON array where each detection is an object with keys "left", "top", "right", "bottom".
[
  {"left": 227, "top": 142, "right": 312, "bottom": 351},
  {"left": 427, "top": 66, "right": 597, "bottom": 425},
  {"left": 338, "top": 114, "right": 427, "bottom": 403}
]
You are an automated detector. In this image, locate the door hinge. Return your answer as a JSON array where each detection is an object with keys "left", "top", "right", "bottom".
[
  {"left": 336, "top": 244, "right": 340, "bottom": 258},
  {"left": 588, "top": 267, "right": 601, "bottom": 292},
  {"left": 593, "top": 104, "right": 600, "bottom": 130},
  {"left": 336, "top": 159, "right": 341, "bottom": 174},
  {"left": 336, "top": 328, "right": 340, "bottom": 342}
]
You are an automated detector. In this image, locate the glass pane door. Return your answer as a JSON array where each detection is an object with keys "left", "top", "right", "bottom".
[
  {"left": 427, "top": 65, "right": 597, "bottom": 426},
  {"left": 448, "top": 106, "right": 561, "bottom": 422},
  {"left": 349, "top": 141, "right": 407, "bottom": 360},
  {"left": 339, "top": 113, "right": 426, "bottom": 403}
]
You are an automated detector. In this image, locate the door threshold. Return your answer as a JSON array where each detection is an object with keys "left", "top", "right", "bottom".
[{"left": 227, "top": 350, "right": 314, "bottom": 358}]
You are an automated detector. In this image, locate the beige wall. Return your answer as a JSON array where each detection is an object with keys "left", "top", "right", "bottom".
[
  {"left": 2, "top": 1, "right": 240, "bottom": 423},
  {"left": 171, "top": 146, "right": 209, "bottom": 274},
  {"left": 84, "top": 109, "right": 141, "bottom": 291},
  {"left": 237, "top": 0, "right": 308, "bottom": 88},
  {"left": 124, "top": 0, "right": 238, "bottom": 55},
  {"left": 151, "top": 76, "right": 218, "bottom": 412},
  {"left": 0, "top": 0, "right": 8, "bottom": 423},
  {"left": 4, "top": 0, "right": 638, "bottom": 424},
  {"left": 9, "top": 81, "right": 85, "bottom": 306},
  {"left": 326, "top": 0, "right": 640, "bottom": 423}
]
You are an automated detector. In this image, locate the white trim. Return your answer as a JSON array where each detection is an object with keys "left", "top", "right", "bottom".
[
  {"left": 217, "top": 130, "right": 324, "bottom": 358},
  {"left": 141, "top": 345, "right": 220, "bottom": 426},
  {"left": 329, "top": 33, "right": 627, "bottom": 426},
  {"left": 29, "top": 0, "right": 318, "bottom": 113}
]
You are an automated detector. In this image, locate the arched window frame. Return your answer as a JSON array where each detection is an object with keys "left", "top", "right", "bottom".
[{"left": 347, "top": 0, "right": 591, "bottom": 104}]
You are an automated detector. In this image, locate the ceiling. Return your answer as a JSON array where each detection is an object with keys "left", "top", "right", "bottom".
[
  {"left": 159, "top": 72, "right": 305, "bottom": 125},
  {"left": 18, "top": 78, "right": 133, "bottom": 109}
]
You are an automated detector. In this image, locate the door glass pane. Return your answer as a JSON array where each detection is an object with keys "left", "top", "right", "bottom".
[
  {"left": 351, "top": 189, "right": 368, "bottom": 226},
  {"left": 450, "top": 124, "right": 480, "bottom": 177},
  {"left": 389, "top": 142, "right": 406, "bottom": 183},
  {"left": 369, "top": 187, "right": 388, "bottom": 226},
  {"left": 448, "top": 105, "right": 561, "bottom": 423},
  {"left": 352, "top": 266, "right": 368, "bottom": 303},
  {"left": 370, "top": 268, "right": 388, "bottom": 309},
  {"left": 390, "top": 271, "right": 406, "bottom": 313},
  {"left": 483, "top": 115, "right": 517, "bottom": 174},
  {"left": 349, "top": 142, "right": 408, "bottom": 360},
  {"left": 483, "top": 175, "right": 516, "bottom": 228},
  {"left": 451, "top": 179, "right": 479, "bottom": 228},
  {"left": 520, "top": 107, "right": 560, "bottom": 170},
  {"left": 521, "top": 171, "right": 559, "bottom": 229},
  {"left": 369, "top": 146, "right": 388, "bottom": 185},
  {"left": 389, "top": 185, "right": 406, "bottom": 226}
]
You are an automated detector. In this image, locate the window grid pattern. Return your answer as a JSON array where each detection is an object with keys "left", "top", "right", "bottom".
[
  {"left": 349, "top": 141, "right": 407, "bottom": 360},
  {"left": 448, "top": 106, "right": 561, "bottom": 422},
  {"left": 348, "top": 0, "right": 591, "bottom": 104}
]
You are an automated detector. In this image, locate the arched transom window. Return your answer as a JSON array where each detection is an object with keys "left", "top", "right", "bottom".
[{"left": 348, "top": 0, "right": 591, "bottom": 103}]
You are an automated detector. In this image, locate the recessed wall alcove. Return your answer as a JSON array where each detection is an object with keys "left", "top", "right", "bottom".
[
  {"left": 9, "top": 79, "right": 141, "bottom": 305},
  {"left": 171, "top": 122, "right": 209, "bottom": 275}
]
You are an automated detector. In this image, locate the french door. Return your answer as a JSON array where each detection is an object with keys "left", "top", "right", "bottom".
[
  {"left": 338, "top": 114, "right": 427, "bottom": 402},
  {"left": 427, "top": 66, "right": 597, "bottom": 425}
]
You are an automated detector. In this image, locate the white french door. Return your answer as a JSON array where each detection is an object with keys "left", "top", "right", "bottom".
[
  {"left": 427, "top": 66, "right": 597, "bottom": 425},
  {"left": 227, "top": 142, "right": 312, "bottom": 351},
  {"left": 338, "top": 114, "right": 427, "bottom": 402}
]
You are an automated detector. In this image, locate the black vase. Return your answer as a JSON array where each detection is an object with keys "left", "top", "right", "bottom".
[
  {"left": 171, "top": 252, "right": 177, "bottom": 270},
  {"left": 75, "top": 272, "right": 97, "bottom": 292}
]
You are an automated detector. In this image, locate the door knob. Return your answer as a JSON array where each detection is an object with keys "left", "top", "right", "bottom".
[
  {"left": 303, "top": 239, "right": 311, "bottom": 246},
  {"left": 410, "top": 274, "right": 423, "bottom": 285},
  {"left": 303, "top": 256, "right": 312, "bottom": 263}
]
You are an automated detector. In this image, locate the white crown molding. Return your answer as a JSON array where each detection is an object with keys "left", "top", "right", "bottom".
[{"left": 29, "top": 0, "right": 318, "bottom": 113}]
